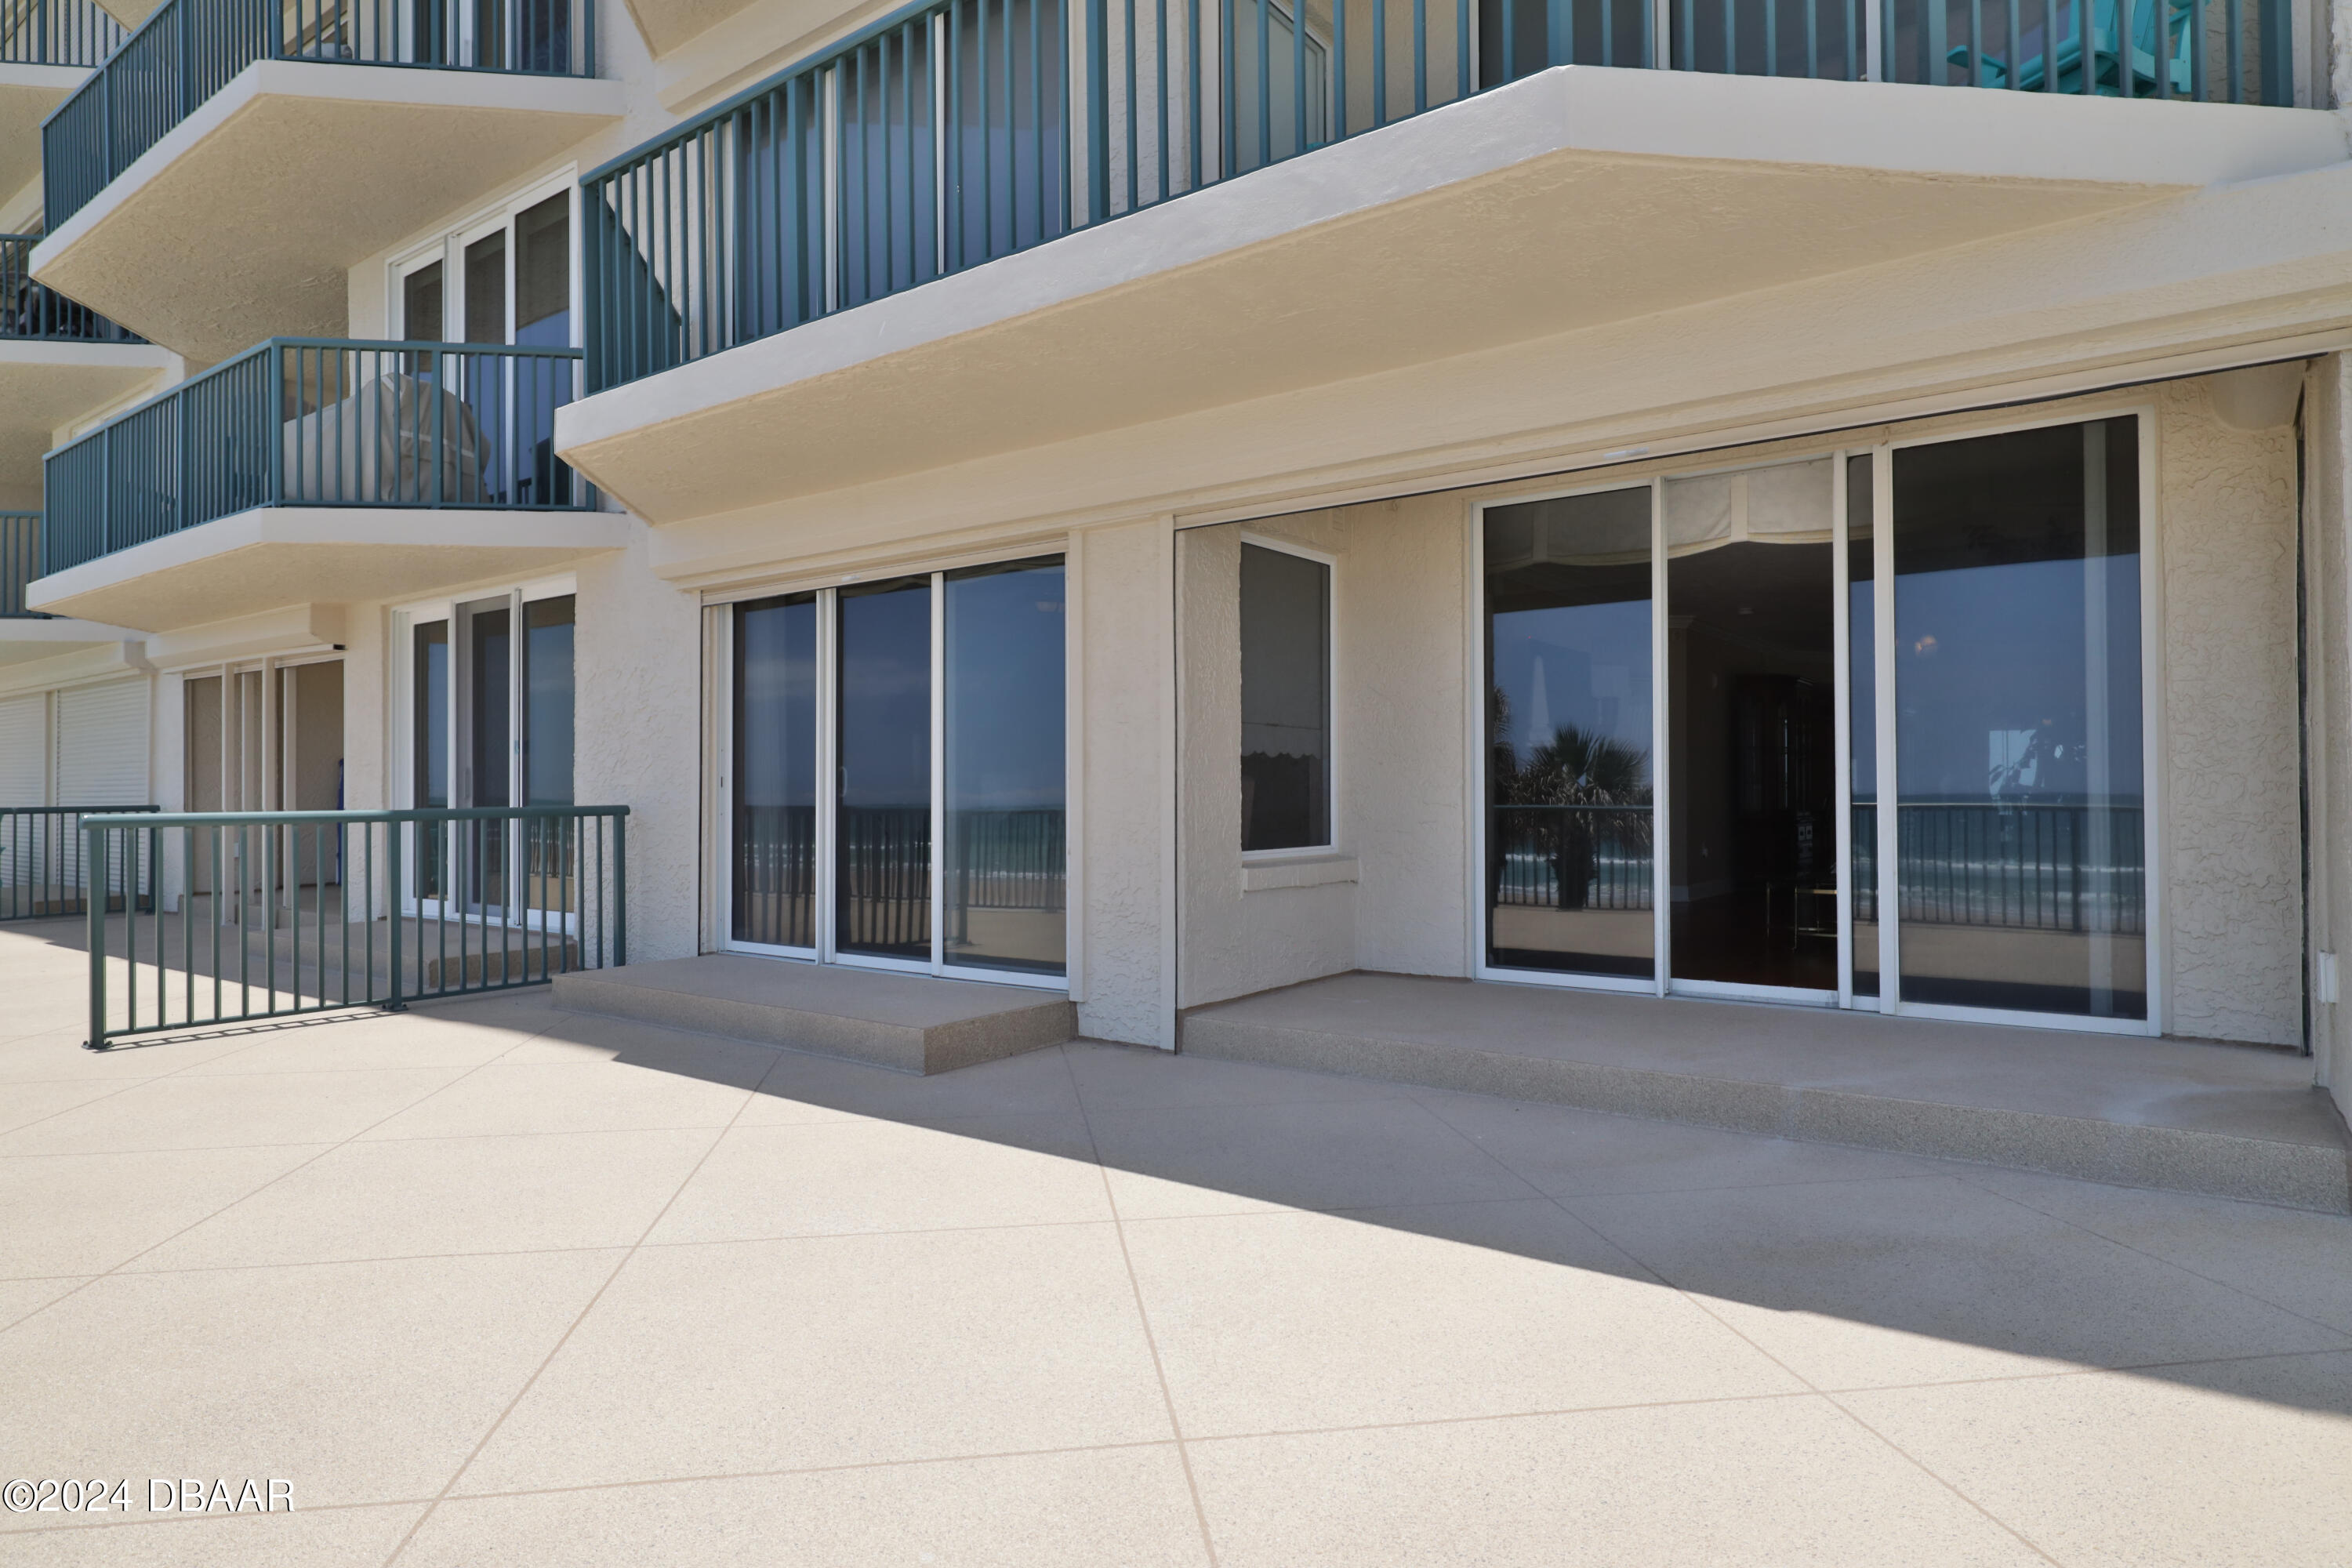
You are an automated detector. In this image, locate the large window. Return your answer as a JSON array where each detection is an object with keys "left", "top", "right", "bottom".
[
  {"left": 722, "top": 556, "right": 1068, "bottom": 982},
  {"left": 1240, "top": 540, "right": 1332, "bottom": 853},
  {"left": 1477, "top": 411, "right": 2153, "bottom": 1031},
  {"left": 401, "top": 582, "right": 575, "bottom": 923}
]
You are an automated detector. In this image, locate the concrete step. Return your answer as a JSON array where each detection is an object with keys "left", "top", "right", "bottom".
[
  {"left": 553, "top": 954, "right": 1075, "bottom": 1075},
  {"left": 1181, "top": 971, "right": 2352, "bottom": 1213}
]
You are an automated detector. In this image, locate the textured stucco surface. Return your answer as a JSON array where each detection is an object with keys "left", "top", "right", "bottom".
[
  {"left": 1339, "top": 495, "right": 1475, "bottom": 978},
  {"left": 1177, "top": 522, "right": 1356, "bottom": 1011},
  {"left": 575, "top": 528, "right": 702, "bottom": 966},
  {"left": 1076, "top": 521, "right": 1176, "bottom": 1047},
  {"left": 2161, "top": 379, "right": 2305, "bottom": 1047}
]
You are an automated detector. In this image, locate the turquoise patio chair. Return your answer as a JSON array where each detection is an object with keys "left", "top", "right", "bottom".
[{"left": 1945, "top": 0, "right": 2195, "bottom": 96}]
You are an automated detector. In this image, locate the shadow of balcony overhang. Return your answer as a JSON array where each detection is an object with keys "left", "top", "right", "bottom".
[
  {"left": 22, "top": 505, "right": 632, "bottom": 632},
  {"left": 29, "top": 60, "right": 626, "bottom": 367},
  {"left": 0, "top": 339, "right": 180, "bottom": 506},
  {"left": 0, "top": 63, "right": 86, "bottom": 200},
  {"left": 554, "top": 66, "right": 2346, "bottom": 526}
]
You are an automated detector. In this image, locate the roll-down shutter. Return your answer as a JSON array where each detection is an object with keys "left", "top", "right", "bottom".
[{"left": 53, "top": 680, "right": 149, "bottom": 805}]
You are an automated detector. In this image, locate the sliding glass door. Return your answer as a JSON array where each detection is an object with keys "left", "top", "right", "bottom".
[
  {"left": 1478, "top": 410, "right": 2153, "bottom": 1032},
  {"left": 722, "top": 555, "right": 1068, "bottom": 984}
]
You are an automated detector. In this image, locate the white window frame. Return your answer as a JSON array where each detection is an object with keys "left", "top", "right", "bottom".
[
  {"left": 704, "top": 551, "right": 1074, "bottom": 993},
  {"left": 1236, "top": 530, "right": 1340, "bottom": 862},
  {"left": 390, "top": 572, "right": 579, "bottom": 932},
  {"left": 1465, "top": 401, "right": 2164, "bottom": 1037},
  {"left": 386, "top": 169, "right": 582, "bottom": 350}
]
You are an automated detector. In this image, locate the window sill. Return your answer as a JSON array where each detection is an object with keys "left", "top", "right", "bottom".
[{"left": 1242, "top": 854, "right": 1359, "bottom": 893}]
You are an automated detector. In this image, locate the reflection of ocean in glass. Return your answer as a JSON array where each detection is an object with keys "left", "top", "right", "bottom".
[
  {"left": 837, "top": 578, "right": 932, "bottom": 960},
  {"left": 946, "top": 558, "right": 1066, "bottom": 975},
  {"left": 733, "top": 594, "right": 818, "bottom": 949},
  {"left": 1483, "top": 487, "right": 1655, "bottom": 980},
  {"left": 1893, "top": 417, "right": 2143, "bottom": 1018}
]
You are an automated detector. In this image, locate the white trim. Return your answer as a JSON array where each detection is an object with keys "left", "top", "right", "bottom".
[
  {"left": 1671, "top": 978, "right": 1839, "bottom": 1007},
  {"left": 1236, "top": 530, "right": 1341, "bottom": 858},
  {"left": 928, "top": 568, "right": 946, "bottom": 971}
]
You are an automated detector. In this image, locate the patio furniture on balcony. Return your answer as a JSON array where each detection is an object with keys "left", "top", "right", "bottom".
[{"left": 40, "top": 337, "right": 593, "bottom": 578}]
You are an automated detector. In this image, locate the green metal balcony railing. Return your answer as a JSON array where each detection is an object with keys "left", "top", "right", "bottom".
[
  {"left": 41, "top": 338, "right": 594, "bottom": 578},
  {"left": 0, "top": 0, "right": 125, "bottom": 65},
  {"left": 2, "top": 512, "right": 46, "bottom": 617},
  {"left": 583, "top": 0, "right": 2296, "bottom": 392},
  {"left": 42, "top": 0, "right": 597, "bottom": 228},
  {"left": 2, "top": 805, "right": 158, "bottom": 920},
  {"left": 0, "top": 234, "right": 142, "bottom": 343},
  {"left": 80, "top": 804, "right": 626, "bottom": 1048}
]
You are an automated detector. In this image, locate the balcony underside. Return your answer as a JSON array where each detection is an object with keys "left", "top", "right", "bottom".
[
  {"left": 0, "top": 341, "right": 178, "bottom": 510},
  {"left": 557, "top": 67, "right": 2346, "bottom": 526},
  {"left": 31, "top": 61, "right": 624, "bottom": 367},
  {"left": 24, "top": 506, "right": 631, "bottom": 631},
  {"left": 0, "top": 64, "right": 87, "bottom": 202},
  {"left": 0, "top": 616, "right": 138, "bottom": 664}
]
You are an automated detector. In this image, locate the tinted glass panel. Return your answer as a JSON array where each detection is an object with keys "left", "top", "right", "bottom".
[
  {"left": 402, "top": 261, "right": 444, "bottom": 342},
  {"left": 514, "top": 194, "right": 572, "bottom": 348},
  {"left": 1240, "top": 543, "right": 1330, "bottom": 851},
  {"left": 1484, "top": 487, "right": 1655, "bottom": 978},
  {"left": 523, "top": 596, "right": 574, "bottom": 807},
  {"left": 1848, "top": 453, "right": 1878, "bottom": 999},
  {"left": 733, "top": 594, "right": 818, "bottom": 949},
  {"left": 1893, "top": 417, "right": 2144, "bottom": 1018},
  {"left": 945, "top": 558, "right": 1065, "bottom": 975},
  {"left": 463, "top": 230, "right": 506, "bottom": 344},
  {"left": 412, "top": 619, "right": 450, "bottom": 902},
  {"left": 837, "top": 576, "right": 931, "bottom": 960},
  {"left": 1664, "top": 460, "right": 1835, "bottom": 991}
]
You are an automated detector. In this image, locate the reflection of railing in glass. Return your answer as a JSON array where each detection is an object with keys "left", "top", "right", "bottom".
[
  {"left": 947, "top": 809, "right": 1066, "bottom": 916},
  {"left": 1490, "top": 804, "right": 1654, "bottom": 912},
  {"left": 734, "top": 803, "right": 817, "bottom": 948},
  {"left": 1849, "top": 800, "right": 2143, "bottom": 933},
  {"left": 838, "top": 806, "right": 931, "bottom": 953}
]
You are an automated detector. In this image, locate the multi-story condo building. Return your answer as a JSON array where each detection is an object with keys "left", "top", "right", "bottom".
[{"left": 5, "top": 0, "right": 2350, "bottom": 1201}]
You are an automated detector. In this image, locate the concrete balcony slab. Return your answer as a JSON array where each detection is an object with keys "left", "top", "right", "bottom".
[
  {"left": 553, "top": 954, "right": 1076, "bottom": 1075},
  {"left": 1181, "top": 971, "right": 2352, "bottom": 1212},
  {"left": 0, "top": 338, "right": 179, "bottom": 510},
  {"left": 23, "top": 506, "right": 631, "bottom": 633},
  {"left": 556, "top": 66, "right": 2347, "bottom": 524},
  {"left": 31, "top": 60, "right": 624, "bottom": 365},
  {"left": 0, "top": 62, "right": 86, "bottom": 198},
  {"left": 0, "top": 615, "right": 140, "bottom": 663}
]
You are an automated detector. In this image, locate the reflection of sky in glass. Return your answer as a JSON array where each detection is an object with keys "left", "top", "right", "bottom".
[
  {"left": 736, "top": 597, "right": 817, "bottom": 810},
  {"left": 947, "top": 562, "right": 1065, "bottom": 811},
  {"left": 1490, "top": 601, "right": 1653, "bottom": 786},
  {"left": 1895, "top": 555, "right": 2142, "bottom": 804},
  {"left": 839, "top": 581, "right": 931, "bottom": 808}
]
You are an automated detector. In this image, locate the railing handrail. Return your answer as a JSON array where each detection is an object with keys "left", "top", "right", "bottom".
[
  {"left": 83, "top": 804, "right": 629, "bottom": 829},
  {"left": 583, "top": 0, "right": 2298, "bottom": 394},
  {"left": 42, "top": 336, "right": 583, "bottom": 454},
  {"left": 44, "top": 0, "right": 599, "bottom": 227}
]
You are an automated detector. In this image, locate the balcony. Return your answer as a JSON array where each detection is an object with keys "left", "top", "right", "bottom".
[
  {"left": 0, "top": 232, "right": 176, "bottom": 517},
  {"left": 556, "top": 0, "right": 2339, "bottom": 524},
  {"left": 25, "top": 337, "right": 629, "bottom": 631},
  {"left": 0, "top": 508, "right": 144, "bottom": 661},
  {"left": 32, "top": 0, "right": 622, "bottom": 364},
  {"left": 0, "top": 0, "right": 123, "bottom": 198}
]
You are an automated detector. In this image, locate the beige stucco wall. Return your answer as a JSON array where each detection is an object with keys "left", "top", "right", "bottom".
[
  {"left": 1075, "top": 519, "right": 1177, "bottom": 1047},
  {"left": 2161, "top": 379, "right": 2307, "bottom": 1047},
  {"left": 1176, "top": 521, "right": 1357, "bottom": 1011},
  {"left": 574, "top": 532, "right": 702, "bottom": 964}
]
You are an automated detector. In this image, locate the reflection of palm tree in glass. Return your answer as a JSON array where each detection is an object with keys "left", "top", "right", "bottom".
[{"left": 1494, "top": 688, "right": 1651, "bottom": 911}]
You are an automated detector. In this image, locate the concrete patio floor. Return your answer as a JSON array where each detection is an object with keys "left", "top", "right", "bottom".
[{"left": 2, "top": 924, "right": 2350, "bottom": 1566}]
